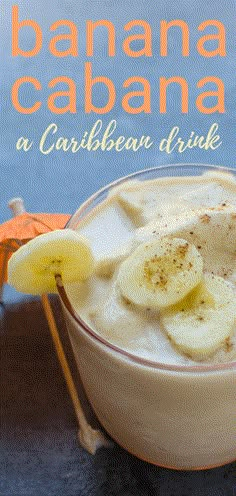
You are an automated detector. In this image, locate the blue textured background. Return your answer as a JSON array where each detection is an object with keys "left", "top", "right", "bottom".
[{"left": 1, "top": 1, "right": 236, "bottom": 296}]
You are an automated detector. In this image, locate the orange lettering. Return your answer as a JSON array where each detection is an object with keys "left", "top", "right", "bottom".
[
  {"left": 48, "top": 77, "right": 76, "bottom": 114},
  {"left": 160, "top": 77, "right": 188, "bottom": 113},
  {"left": 197, "top": 20, "right": 226, "bottom": 57},
  {"left": 12, "top": 5, "right": 42, "bottom": 57},
  {"left": 12, "top": 77, "right": 41, "bottom": 113},
  {"left": 196, "top": 77, "right": 225, "bottom": 114},
  {"left": 123, "top": 20, "right": 152, "bottom": 57},
  {"left": 86, "top": 20, "right": 115, "bottom": 56},
  {"left": 49, "top": 20, "right": 78, "bottom": 57},
  {"left": 84, "top": 62, "right": 116, "bottom": 114},
  {"left": 122, "top": 77, "right": 151, "bottom": 113},
  {"left": 160, "top": 20, "right": 189, "bottom": 56}
]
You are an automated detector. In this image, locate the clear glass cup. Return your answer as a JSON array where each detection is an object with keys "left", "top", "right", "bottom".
[{"left": 59, "top": 164, "right": 236, "bottom": 470}]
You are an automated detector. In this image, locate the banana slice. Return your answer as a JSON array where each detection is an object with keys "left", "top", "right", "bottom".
[
  {"left": 8, "top": 229, "right": 94, "bottom": 294},
  {"left": 135, "top": 206, "right": 236, "bottom": 280},
  {"left": 161, "top": 274, "right": 236, "bottom": 360},
  {"left": 117, "top": 237, "right": 203, "bottom": 309}
]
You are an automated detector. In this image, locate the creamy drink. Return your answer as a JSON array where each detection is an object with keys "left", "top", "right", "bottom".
[{"left": 55, "top": 165, "right": 236, "bottom": 469}]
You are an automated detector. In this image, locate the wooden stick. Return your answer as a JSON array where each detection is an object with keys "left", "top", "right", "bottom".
[
  {"left": 41, "top": 293, "right": 112, "bottom": 454},
  {"left": 41, "top": 294, "right": 88, "bottom": 429}
]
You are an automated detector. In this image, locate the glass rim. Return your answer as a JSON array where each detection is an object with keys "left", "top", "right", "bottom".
[{"left": 61, "top": 163, "right": 236, "bottom": 373}]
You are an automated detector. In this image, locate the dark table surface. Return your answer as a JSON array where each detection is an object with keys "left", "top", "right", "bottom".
[{"left": 1, "top": 296, "right": 236, "bottom": 496}]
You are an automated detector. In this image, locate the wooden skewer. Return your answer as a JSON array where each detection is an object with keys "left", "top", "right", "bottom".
[
  {"left": 9, "top": 197, "right": 111, "bottom": 454},
  {"left": 41, "top": 294, "right": 88, "bottom": 430},
  {"left": 41, "top": 293, "right": 111, "bottom": 454}
]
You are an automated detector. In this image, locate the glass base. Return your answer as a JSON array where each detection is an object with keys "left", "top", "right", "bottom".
[{"left": 109, "top": 433, "right": 236, "bottom": 471}]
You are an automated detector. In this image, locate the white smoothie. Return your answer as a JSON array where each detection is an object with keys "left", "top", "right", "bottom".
[
  {"left": 62, "top": 167, "right": 236, "bottom": 469},
  {"left": 67, "top": 169, "right": 236, "bottom": 365}
]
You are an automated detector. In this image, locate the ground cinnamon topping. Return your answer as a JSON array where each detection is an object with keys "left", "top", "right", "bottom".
[{"left": 199, "top": 214, "right": 211, "bottom": 224}]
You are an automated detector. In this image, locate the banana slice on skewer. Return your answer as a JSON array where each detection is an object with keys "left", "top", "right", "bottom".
[
  {"left": 117, "top": 237, "right": 203, "bottom": 309},
  {"left": 8, "top": 229, "right": 94, "bottom": 294},
  {"left": 161, "top": 274, "right": 236, "bottom": 360}
]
